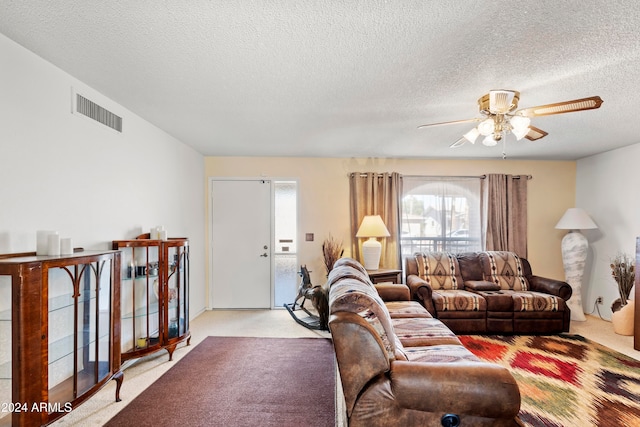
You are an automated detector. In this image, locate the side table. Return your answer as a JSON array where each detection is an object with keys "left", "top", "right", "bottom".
[{"left": 367, "top": 268, "right": 402, "bottom": 284}]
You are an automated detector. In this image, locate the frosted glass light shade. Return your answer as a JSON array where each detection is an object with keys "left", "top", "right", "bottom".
[
  {"left": 478, "top": 119, "right": 495, "bottom": 136},
  {"left": 482, "top": 135, "right": 498, "bottom": 146},
  {"left": 463, "top": 128, "right": 480, "bottom": 144},
  {"left": 512, "top": 126, "right": 529, "bottom": 140},
  {"left": 510, "top": 115, "right": 531, "bottom": 132},
  {"left": 555, "top": 208, "right": 598, "bottom": 230}
]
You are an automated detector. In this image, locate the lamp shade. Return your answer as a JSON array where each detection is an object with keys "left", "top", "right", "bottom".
[
  {"left": 555, "top": 208, "right": 598, "bottom": 230},
  {"left": 356, "top": 215, "right": 390, "bottom": 238}
]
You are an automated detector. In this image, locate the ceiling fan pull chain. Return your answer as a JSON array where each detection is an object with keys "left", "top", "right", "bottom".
[{"left": 502, "top": 139, "right": 507, "bottom": 160}]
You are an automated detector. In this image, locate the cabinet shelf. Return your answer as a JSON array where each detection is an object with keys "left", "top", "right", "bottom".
[
  {"left": 0, "top": 360, "right": 9, "bottom": 379},
  {"left": 121, "top": 302, "right": 161, "bottom": 320},
  {"left": 48, "top": 328, "right": 111, "bottom": 366},
  {"left": 48, "top": 292, "right": 96, "bottom": 313}
]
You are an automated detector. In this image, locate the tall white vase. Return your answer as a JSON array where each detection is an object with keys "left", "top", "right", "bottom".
[{"left": 560, "top": 230, "right": 588, "bottom": 321}]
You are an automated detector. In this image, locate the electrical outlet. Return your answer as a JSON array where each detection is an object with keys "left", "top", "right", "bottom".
[{"left": 596, "top": 296, "right": 603, "bottom": 304}]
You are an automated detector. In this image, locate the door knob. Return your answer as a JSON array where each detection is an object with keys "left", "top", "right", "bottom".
[{"left": 260, "top": 253, "right": 268, "bottom": 257}]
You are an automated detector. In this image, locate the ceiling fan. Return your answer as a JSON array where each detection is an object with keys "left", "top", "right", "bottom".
[{"left": 418, "top": 90, "right": 603, "bottom": 157}]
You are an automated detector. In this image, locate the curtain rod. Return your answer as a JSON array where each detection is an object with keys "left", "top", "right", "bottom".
[{"left": 350, "top": 173, "right": 533, "bottom": 180}]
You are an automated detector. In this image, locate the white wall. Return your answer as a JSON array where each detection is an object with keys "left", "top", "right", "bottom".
[
  {"left": 0, "top": 34, "right": 206, "bottom": 317},
  {"left": 576, "top": 142, "right": 640, "bottom": 320}
]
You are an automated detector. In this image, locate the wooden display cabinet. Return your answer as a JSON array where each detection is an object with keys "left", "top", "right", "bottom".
[
  {"left": 0, "top": 250, "right": 122, "bottom": 427},
  {"left": 112, "top": 235, "right": 190, "bottom": 362}
]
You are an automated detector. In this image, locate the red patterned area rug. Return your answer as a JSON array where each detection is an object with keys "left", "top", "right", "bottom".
[{"left": 459, "top": 334, "right": 640, "bottom": 427}]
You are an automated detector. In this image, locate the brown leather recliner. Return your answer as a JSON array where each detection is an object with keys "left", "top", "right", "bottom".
[{"left": 406, "top": 251, "right": 572, "bottom": 334}]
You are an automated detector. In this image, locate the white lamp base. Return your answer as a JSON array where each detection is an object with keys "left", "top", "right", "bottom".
[
  {"left": 561, "top": 230, "right": 588, "bottom": 321},
  {"left": 361, "top": 237, "right": 382, "bottom": 270}
]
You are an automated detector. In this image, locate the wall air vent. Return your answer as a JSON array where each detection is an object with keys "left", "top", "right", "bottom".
[{"left": 73, "top": 91, "right": 123, "bottom": 132}]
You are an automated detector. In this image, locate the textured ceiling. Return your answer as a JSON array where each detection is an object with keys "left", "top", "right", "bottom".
[{"left": 1, "top": 1, "right": 640, "bottom": 160}]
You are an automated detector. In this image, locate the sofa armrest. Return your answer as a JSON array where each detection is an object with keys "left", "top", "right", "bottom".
[
  {"left": 390, "top": 361, "right": 521, "bottom": 420},
  {"left": 329, "top": 312, "right": 391, "bottom": 417},
  {"left": 375, "top": 283, "right": 410, "bottom": 301},
  {"left": 528, "top": 275, "right": 572, "bottom": 300},
  {"left": 406, "top": 274, "right": 436, "bottom": 315}
]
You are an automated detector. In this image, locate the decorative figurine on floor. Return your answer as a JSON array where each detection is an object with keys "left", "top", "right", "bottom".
[{"left": 284, "top": 265, "right": 329, "bottom": 330}]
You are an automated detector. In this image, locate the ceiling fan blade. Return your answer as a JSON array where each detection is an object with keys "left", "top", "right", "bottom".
[
  {"left": 450, "top": 137, "right": 467, "bottom": 148},
  {"left": 417, "top": 117, "right": 482, "bottom": 129},
  {"left": 524, "top": 126, "right": 548, "bottom": 141},
  {"left": 515, "top": 96, "right": 603, "bottom": 117}
]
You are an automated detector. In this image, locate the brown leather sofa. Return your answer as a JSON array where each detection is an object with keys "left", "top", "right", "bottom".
[
  {"left": 405, "top": 251, "right": 572, "bottom": 334},
  {"left": 327, "top": 258, "right": 521, "bottom": 427}
]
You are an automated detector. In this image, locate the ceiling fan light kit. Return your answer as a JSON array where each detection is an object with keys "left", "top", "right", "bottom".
[{"left": 419, "top": 90, "right": 603, "bottom": 158}]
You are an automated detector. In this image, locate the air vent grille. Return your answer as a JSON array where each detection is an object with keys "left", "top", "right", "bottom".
[{"left": 75, "top": 93, "right": 122, "bottom": 132}]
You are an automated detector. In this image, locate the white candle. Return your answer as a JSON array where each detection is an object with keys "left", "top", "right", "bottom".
[
  {"left": 159, "top": 229, "right": 168, "bottom": 241},
  {"left": 47, "top": 233, "right": 60, "bottom": 256},
  {"left": 36, "top": 230, "right": 55, "bottom": 255},
  {"left": 150, "top": 227, "right": 158, "bottom": 239},
  {"left": 60, "top": 238, "right": 73, "bottom": 255}
]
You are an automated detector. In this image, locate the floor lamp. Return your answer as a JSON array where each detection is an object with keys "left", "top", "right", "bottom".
[
  {"left": 356, "top": 215, "right": 390, "bottom": 270},
  {"left": 555, "top": 208, "right": 598, "bottom": 321}
]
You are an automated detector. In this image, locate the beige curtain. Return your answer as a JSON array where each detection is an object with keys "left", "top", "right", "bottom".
[
  {"left": 349, "top": 172, "right": 402, "bottom": 269},
  {"left": 484, "top": 174, "right": 528, "bottom": 257}
]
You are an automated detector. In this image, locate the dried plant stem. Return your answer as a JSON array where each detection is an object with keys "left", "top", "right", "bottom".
[
  {"left": 322, "top": 235, "right": 344, "bottom": 275},
  {"left": 610, "top": 252, "right": 635, "bottom": 307}
]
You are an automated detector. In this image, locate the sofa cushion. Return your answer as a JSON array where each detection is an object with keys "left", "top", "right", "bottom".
[
  {"left": 391, "top": 317, "right": 462, "bottom": 347},
  {"left": 511, "top": 291, "right": 564, "bottom": 312},
  {"left": 414, "top": 252, "right": 462, "bottom": 290},
  {"left": 385, "top": 301, "right": 432, "bottom": 319},
  {"left": 480, "top": 251, "right": 530, "bottom": 291},
  {"left": 401, "top": 344, "right": 480, "bottom": 363},
  {"left": 432, "top": 289, "right": 487, "bottom": 312}
]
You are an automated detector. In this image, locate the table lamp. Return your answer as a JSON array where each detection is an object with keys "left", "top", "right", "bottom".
[
  {"left": 356, "top": 215, "right": 390, "bottom": 270},
  {"left": 555, "top": 208, "right": 598, "bottom": 321}
]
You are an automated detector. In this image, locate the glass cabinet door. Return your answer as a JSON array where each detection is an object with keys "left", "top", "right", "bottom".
[
  {"left": 164, "top": 243, "right": 189, "bottom": 341},
  {"left": 118, "top": 245, "right": 161, "bottom": 355},
  {"left": 0, "top": 275, "right": 10, "bottom": 426},
  {"left": 47, "top": 258, "right": 113, "bottom": 408}
]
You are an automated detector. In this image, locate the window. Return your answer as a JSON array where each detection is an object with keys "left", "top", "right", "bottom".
[
  {"left": 274, "top": 181, "right": 298, "bottom": 308},
  {"left": 400, "top": 176, "right": 482, "bottom": 257}
]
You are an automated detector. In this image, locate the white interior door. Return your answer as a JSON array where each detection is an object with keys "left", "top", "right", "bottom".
[{"left": 210, "top": 179, "right": 271, "bottom": 309}]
